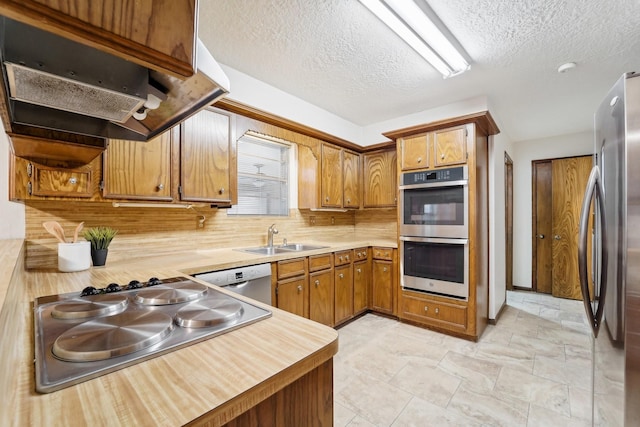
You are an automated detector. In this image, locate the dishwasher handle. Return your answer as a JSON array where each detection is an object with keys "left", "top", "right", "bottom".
[{"left": 225, "top": 281, "right": 249, "bottom": 289}]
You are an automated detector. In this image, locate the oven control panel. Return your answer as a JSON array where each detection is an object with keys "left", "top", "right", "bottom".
[{"left": 402, "top": 166, "right": 466, "bottom": 185}]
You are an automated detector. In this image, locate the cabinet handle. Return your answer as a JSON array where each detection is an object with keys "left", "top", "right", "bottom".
[
  {"left": 339, "top": 273, "right": 344, "bottom": 279},
  {"left": 345, "top": 255, "right": 350, "bottom": 261},
  {"left": 297, "top": 285, "right": 303, "bottom": 292},
  {"left": 69, "top": 177, "right": 77, "bottom": 185},
  {"left": 346, "top": 198, "right": 351, "bottom": 204},
  {"left": 356, "top": 268, "right": 361, "bottom": 273},
  {"left": 219, "top": 188, "right": 225, "bottom": 194},
  {"left": 325, "top": 196, "right": 329, "bottom": 202},
  {"left": 441, "top": 154, "right": 445, "bottom": 160},
  {"left": 383, "top": 267, "right": 388, "bottom": 272},
  {"left": 339, "top": 256, "right": 343, "bottom": 261},
  {"left": 417, "top": 157, "right": 422, "bottom": 163},
  {"left": 424, "top": 306, "right": 428, "bottom": 312},
  {"left": 157, "top": 183, "right": 164, "bottom": 190},
  {"left": 554, "top": 235, "right": 561, "bottom": 240},
  {"left": 314, "top": 280, "right": 320, "bottom": 286},
  {"left": 435, "top": 308, "right": 439, "bottom": 314}
]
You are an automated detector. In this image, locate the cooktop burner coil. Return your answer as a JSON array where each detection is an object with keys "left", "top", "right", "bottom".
[
  {"left": 51, "top": 294, "right": 129, "bottom": 320},
  {"left": 52, "top": 311, "right": 174, "bottom": 362},
  {"left": 134, "top": 282, "right": 208, "bottom": 305},
  {"left": 175, "top": 297, "right": 244, "bottom": 328}
]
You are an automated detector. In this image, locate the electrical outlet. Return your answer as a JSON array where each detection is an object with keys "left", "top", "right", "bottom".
[
  {"left": 331, "top": 216, "right": 335, "bottom": 225},
  {"left": 310, "top": 216, "right": 316, "bottom": 225}
]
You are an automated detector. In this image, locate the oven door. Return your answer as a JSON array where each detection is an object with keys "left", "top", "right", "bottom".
[
  {"left": 400, "top": 236, "right": 469, "bottom": 299},
  {"left": 399, "top": 181, "right": 468, "bottom": 238}
]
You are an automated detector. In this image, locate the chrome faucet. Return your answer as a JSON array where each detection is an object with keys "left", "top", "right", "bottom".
[{"left": 267, "top": 223, "right": 278, "bottom": 248}]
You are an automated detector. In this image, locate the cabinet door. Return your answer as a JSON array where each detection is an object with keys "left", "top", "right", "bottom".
[
  {"left": 401, "top": 134, "right": 428, "bottom": 170},
  {"left": 30, "top": 163, "right": 93, "bottom": 198},
  {"left": 363, "top": 149, "right": 397, "bottom": 208},
  {"left": 321, "top": 144, "right": 343, "bottom": 208},
  {"left": 433, "top": 125, "right": 467, "bottom": 167},
  {"left": 334, "top": 264, "right": 353, "bottom": 325},
  {"left": 180, "top": 108, "right": 232, "bottom": 203},
  {"left": 372, "top": 259, "right": 393, "bottom": 314},
  {"left": 277, "top": 277, "right": 308, "bottom": 318},
  {"left": 353, "top": 259, "right": 370, "bottom": 315},
  {"left": 103, "top": 132, "right": 172, "bottom": 200},
  {"left": 343, "top": 150, "right": 360, "bottom": 208},
  {"left": 309, "top": 269, "right": 334, "bottom": 327}
]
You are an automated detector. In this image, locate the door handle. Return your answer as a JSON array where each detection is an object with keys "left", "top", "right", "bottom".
[
  {"left": 537, "top": 234, "right": 545, "bottom": 239},
  {"left": 554, "top": 235, "right": 561, "bottom": 240},
  {"left": 578, "top": 165, "right": 608, "bottom": 337}
]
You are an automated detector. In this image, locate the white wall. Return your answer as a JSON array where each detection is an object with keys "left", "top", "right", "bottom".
[
  {"left": 488, "top": 131, "right": 513, "bottom": 318},
  {"left": 511, "top": 131, "right": 593, "bottom": 288},
  {"left": 0, "top": 121, "right": 25, "bottom": 239}
]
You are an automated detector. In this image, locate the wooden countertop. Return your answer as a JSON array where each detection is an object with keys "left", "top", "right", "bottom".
[{"left": 0, "top": 238, "right": 396, "bottom": 426}]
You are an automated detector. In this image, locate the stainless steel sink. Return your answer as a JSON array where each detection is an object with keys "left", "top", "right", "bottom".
[
  {"left": 279, "top": 243, "right": 329, "bottom": 251},
  {"left": 239, "top": 247, "right": 292, "bottom": 255},
  {"left": 238, "top": 243, "right": 329, "bottom": 255}
]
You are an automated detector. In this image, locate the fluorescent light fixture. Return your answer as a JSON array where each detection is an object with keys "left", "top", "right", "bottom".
[{"left": 360, "top": 0, "right": 470, "bottom": 78}]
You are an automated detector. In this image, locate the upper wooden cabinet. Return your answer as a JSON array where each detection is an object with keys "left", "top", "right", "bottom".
[
  {"left": 299, "top": 142, "right": 361, "bottom": 210},
  {"left": 0, "top": 0, "right": 197, "bottom": 78},
  {"left": 180, "top": 108, "right": 234, "bottom": 204},
  {"left": 400, "top": 125, "right": 468, "bottom": 170},
  {"left": 103, "top": 132, "right": 173, "bottom": 201},
  {"left": 363, "top": 148, "right": 397, "bottom": 208}
]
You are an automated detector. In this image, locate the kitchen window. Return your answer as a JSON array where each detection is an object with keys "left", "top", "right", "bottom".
[{"left": 227, "top": 131, "right": 294, "bottom": 216}]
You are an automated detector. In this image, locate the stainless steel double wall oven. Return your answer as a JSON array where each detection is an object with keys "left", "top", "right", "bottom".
[{"left": 399, "top": 166, "right": 469, "bottom": 299}]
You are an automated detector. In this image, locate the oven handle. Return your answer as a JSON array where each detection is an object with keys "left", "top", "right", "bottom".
[
  {"left": 400, "top": 236, "right": 469, "bottom": 245},
  {"left": 399, "top": 180, "right": 468, "bottom": 190}
]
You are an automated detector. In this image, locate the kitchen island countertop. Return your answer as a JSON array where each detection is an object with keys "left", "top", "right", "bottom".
[{"left": 0, "top": 238, "right": 395, "bottom": 426}]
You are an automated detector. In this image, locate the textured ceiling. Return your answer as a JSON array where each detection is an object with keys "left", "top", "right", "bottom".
[{"left": 199, "top": 0, "right": 640, "bottom": 143}]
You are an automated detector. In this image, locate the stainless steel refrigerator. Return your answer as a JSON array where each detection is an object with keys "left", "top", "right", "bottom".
[{"left": 579, "top": 72, "right": 640, "bottom": 426}]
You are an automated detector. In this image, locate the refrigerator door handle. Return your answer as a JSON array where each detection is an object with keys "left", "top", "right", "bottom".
[{"left": 578, "top": 165, "right": 608, "bottom": 337}]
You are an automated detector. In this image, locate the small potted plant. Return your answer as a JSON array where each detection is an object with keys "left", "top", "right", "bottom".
[{"left": 83, "top": 226, "right": 118, "bottom": 267}]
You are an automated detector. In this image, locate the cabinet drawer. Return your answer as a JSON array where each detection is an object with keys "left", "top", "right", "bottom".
[
  {"left": 309, "top": 253, "right": 332, "bottom": 272},
  {"left": 31, "top": 164, "right": 93, "bottom": 197},
  {"left": 372, "top": 247, "right": 393, "bottom": 260},
  {"left": 401, "top": 294, "right": 467, "bottom": 329},
  {"left": 276, "top": 258, "right": 307, "bottom": 280},
  {"left": 334, "top": 250, "right": 353, "bottom": 266},
  {"left": 353, "top": 247, "right": 369, "bottom": 261}
]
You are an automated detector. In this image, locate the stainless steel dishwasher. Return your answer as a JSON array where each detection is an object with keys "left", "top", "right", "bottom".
[{"left": 195, "top": 263, "right": 272, "bottom": 305}]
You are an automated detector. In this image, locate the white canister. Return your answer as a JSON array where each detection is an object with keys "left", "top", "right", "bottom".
[{"left": 58, "top": 241, "right": 91, "bottom": 272}]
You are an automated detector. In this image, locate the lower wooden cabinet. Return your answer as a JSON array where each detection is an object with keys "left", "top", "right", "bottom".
[
  {"left": 275, "top": 258, "right": 309, "bottom": 318},
  {"left": 400, "top": 291, "right": 467, "bottom": 332},
  {"left": 353, "top": 247, "right": 370, "bottom": 315},
  {"left": 309, "top": 269, "right": 334, "bottom": 326},
  {"left": 334, "top": 263, "right": 353, "bottom": 325},
  {"left": 371, "top": 259, "right": 394, "bottom": 315}
]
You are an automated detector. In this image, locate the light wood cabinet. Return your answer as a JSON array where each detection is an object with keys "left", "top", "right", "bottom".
[
  {"left": 103, "top": 132, "right": 173, "bottom": 200},
  {"left": 309, "top": 269, "right": 334, "bottom": 327},
  {"left": 309, "top": 254, "right": 334, "bottom": 327},
  {"left": 276, "top": 276, "right": 308, "bottom": 318},
  {"left": 334, "top": 250, "right": 354, "bottom": 326},
  {"left": 9, "top": 154, "right": 101, "bottom": 201},
  {"left": 298, "top": 143, "right": 361, "bottom": 210},
  {"left": 363, "top": 149, "right": 397, "bottom": 207},
  {"left": 0, "top": 1, "right": 198, "bottom": 78},
  {"left": 400, "top": 125, "right": 468, "bottom": 171},
  {"left": 343, "top": 150, "right": 361, "bottom": 208},
  {"left": 387, "top": 111, "right": 500, "bottom": 340},
  {"left": 400, "top": 291, "right": 467, "bottom": 332},
  {"left": 371, "top": 248, "right": 396, "bottom": 315},
  {"left": 353, "top": 248, "right": 370, "bottom": 315},
  {"left": 275, "top": 258, "right": 309, "bottom": 318},
  {"left": 180, "top": 108, "right": 234, "bottom": 204}
]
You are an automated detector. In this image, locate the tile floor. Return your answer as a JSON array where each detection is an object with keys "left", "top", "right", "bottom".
[{"left": 333, "top": 291, "right": 593, "bottom": 427}]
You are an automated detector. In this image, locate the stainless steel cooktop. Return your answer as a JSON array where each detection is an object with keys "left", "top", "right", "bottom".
[{"left": 34, "top": 276, "right": 271, "bottom": 393}]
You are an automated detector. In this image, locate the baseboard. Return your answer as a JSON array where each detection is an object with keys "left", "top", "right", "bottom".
[{"left": 511, "top": 285, "right": 534, "bottom": 292}]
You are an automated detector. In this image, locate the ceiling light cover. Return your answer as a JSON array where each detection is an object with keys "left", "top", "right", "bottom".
[{"left": 360, "top": 0, "right": 469, "bottom": 78}]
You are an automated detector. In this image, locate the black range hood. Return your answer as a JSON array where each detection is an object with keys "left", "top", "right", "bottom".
[{"left": 0, "top": 17, "right": 230, "bottom": 143}]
